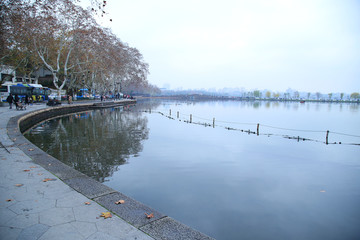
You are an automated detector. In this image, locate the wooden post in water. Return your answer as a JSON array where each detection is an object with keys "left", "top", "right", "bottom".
[
  {"left": 326, "top": 130, "right": 329, "bottom": 145},
  {"left": 213, "top": 118, "right": 215, "bottom": 128},
  {"left": 177, "top": 111, "right": 179, "bottom": 118},
  {"left": 190, "top": 114, "right": 192, "bottom": 123},
  {"left": 257, "top": 123, "right": 259, "bottom": 136}
]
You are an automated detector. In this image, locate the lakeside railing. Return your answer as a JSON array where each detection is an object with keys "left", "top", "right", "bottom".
[{"left": 139, "top": 109, "right": 360, "bottom": 146}]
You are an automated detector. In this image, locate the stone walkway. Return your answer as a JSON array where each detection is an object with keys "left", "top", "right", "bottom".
[{"left": 0, "top": 103, "right": 154, "bottom": 240}]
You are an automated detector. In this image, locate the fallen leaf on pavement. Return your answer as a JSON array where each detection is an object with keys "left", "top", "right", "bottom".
[
  {"left": 100, "top": 212, "right": 112, "bottom": 219},
  {"left": 23, "top": 169, "right": 30, "bottom": 172},
  {"left": 115, "top": 200, "right": 125, "bottom": 205},
  {"left": 84, "top": 202, "right": 91, "bottom": 205},
  {"left": 15, "top": 184, "right": 24, "bottom": 187},
  {"left": 6, "top": 199, "right": 13, "bottom": 202},
  {"left": 43, "top": 178, "right": 56, "bottom": 182},
  {"left": 28, "top": 149, "right": 34, "bottom": 151},
  {"left": 145, "top": 213, "right": 154, "bottom": 219}
]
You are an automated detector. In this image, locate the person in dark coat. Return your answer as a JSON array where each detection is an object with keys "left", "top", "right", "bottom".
[
  {"left": 14, "top": 94, "right": 19, "bottom": 103},
  {"left": 6, "top": 93, "right": 14, "bottom": 109},
  {"left": 25, "top": 95, "right": 30, "bottom": 105}
]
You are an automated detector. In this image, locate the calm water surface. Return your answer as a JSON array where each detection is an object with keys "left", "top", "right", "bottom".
[{"left": 25, "top": 100, "right": 360, "bottom": 240}]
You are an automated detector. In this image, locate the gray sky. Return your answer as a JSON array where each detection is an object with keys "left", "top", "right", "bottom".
[{"left": 100, "top": 0, "right": 360, "bottom": 93}]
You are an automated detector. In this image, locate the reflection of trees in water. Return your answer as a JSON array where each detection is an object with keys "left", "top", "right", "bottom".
[
  {"left": 25, "top": 107, "right": 149, "bottom": 182},
  {"left": 350, "top": 103, "right": 359, "bottom": 111},
  {"left": 135, "top": 99, "right": 163, "bottom": 112}
]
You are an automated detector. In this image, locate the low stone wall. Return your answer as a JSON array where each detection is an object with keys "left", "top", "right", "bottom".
[
  {"left": 8, "top": 101, "right": 214, "bottom": 240},
  {"left": 18, "top": 100, "right": 135, "bottom": 132}
]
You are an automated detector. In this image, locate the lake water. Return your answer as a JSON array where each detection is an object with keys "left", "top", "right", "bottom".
[{"left": 25, "top": 100, "right": 360, "bottom": 240}]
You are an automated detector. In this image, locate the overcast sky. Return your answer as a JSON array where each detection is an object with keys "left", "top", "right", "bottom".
[{"left": 99, "top": 0, "right": 360, "bottom": 93}]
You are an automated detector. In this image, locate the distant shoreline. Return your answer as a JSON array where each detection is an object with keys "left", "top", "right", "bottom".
[{"left": 137, "top": 95, "right": 360, "bottom": 103}]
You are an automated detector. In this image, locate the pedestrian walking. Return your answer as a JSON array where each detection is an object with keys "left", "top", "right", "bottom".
[
  {"left": 67, "top": 95, "right": 72, "bottom": 104},
  {"left": 14, "top": 94, "right": 19, "bottom": 103},
  {"left": 6, "top": 93, "right": 14, "bottom": 109},
  {"left": 25, "top": 95, "right": 30, "bottom": 105}
]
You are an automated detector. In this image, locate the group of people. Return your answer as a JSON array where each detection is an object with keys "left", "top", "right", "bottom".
[
  {"left": 6, "top": 93, "right": 32, "bottom": 109},
  {"left": 100, "top": 94, "right": 134, "bottom": 102}
]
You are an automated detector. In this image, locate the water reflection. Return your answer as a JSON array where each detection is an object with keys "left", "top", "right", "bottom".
[
  {"left": 174, "top": 99, "right": 360, "bottom": 112},
  {"left": 24, "top": 100, "right": 360, "bottom": 240},
  {"left": 253, "top": 101, "right": 260, "bottom": 108},
  {"left": 25, "top": 106, "right": 150, "bottom": 182}
]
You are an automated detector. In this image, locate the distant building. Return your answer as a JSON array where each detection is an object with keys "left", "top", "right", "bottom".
[
  {"left": 0, "top": 65, "right": 16, "bottom": 83},
  {"left": 1, "top": 65, "right": 53, "bottom": 87}
]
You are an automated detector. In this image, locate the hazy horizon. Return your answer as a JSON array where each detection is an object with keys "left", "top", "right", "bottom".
[{"left": 95, "top": 0, "right": 360, "bottom": 93}]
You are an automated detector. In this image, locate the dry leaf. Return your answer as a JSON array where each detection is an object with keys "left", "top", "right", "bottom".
[
  {"left": 30, "top": 166, "right": 37, "bottom": 168},
  {"left": 84, "top": 202, "right": 91, "bottom": 205},
  {"left": 23, "top": 169, "right": 30, "bottom": 172},
  {"left": 15, "top": 184, "right": 24, "bottom": 187},
  {"left": 145, "top": 213, "right": 154, "bottom": 219},
  {"left": 100, "top": 212, "right": 112, "bottom": 219},
  {"left": 43, "top": 178, "right": 56, "bottom": 182},
  {"left": 28, "top": 149, "right": 34, "bottom": 151},
  {"left": 115, "top": 200, "right": 125, "bottom": 205},
  {"left": 6, "top": 199, "right": 13, "bottom": 202}
]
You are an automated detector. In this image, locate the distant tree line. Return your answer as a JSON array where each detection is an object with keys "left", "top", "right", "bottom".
[
  {"left": 0, "top": 0, "right": 160, "bottom": 96},
  {"left": 160, "top": 88, "right": 360, "bottom": 101}
]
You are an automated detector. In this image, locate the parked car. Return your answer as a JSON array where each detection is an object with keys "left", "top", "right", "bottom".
[{"left": 48, "top": 93, "right": 58, "bottom": 100}]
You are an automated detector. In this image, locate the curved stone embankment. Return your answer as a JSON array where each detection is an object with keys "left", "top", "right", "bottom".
[{"left": 7, "top": 101, "right": 214, "bottom": 240}]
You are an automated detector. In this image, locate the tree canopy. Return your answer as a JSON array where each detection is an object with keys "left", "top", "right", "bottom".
[{"left": 0, "top": 0, "right": 160, "bottom": 96}]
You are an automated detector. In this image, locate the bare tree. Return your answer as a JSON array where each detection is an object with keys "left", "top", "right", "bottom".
[{"left": 1, "top": 0, "right": 155, "bottom": 97}]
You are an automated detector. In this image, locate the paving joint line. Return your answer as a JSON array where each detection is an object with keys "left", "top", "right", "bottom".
[{"left": 0, "top": 141, "right": 11, "bottom": 153}]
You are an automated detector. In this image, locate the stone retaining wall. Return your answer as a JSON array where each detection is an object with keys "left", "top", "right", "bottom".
[{"left": 8, "top": 101, "right": 214, "bottom": 240}]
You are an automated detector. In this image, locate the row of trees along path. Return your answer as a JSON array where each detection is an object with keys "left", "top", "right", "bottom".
[{"left": 1, "top": 0, "right": 160, "bottom": 96}]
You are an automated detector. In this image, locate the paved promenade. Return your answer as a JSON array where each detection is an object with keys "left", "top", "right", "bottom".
[{"left": 0, "top": 103, "right": 154, "bottom": 240}]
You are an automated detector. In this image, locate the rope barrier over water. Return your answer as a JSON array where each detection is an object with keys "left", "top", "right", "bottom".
[
  {"left": 260, "top": 124, "right": 325, "bottom": 133},
  {"left": 139, "top": 109, "right": 360, "bottom": 146},
  {"left": 331, "top": 132, "right": 360, "bottom": 138}
]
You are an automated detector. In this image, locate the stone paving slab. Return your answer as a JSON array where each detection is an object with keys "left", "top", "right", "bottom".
[
  {"left": 63, "top": 176, "right": 116, "bottom": 199},
  {"left": 140, "top": 217, "right": 214, "bottom": 240},
  {"left": 94, "top": 192, "right": 165, "bottom": 228},
  {"left": 0, "top": 101, "right": 215, "bottom": 240}
]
